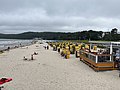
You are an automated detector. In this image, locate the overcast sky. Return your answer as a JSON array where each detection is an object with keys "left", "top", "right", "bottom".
[{"left": 0, "top": 0, "right": 120, "bottom": 33}]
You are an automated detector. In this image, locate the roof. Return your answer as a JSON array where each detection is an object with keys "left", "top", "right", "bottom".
[{"left": 89, "top": 41, "right": 120, "bottom": 47}]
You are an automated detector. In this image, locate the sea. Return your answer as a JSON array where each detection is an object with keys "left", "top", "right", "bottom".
[{"left": 0, "top": 39, "right": 34, "bottom": 51}]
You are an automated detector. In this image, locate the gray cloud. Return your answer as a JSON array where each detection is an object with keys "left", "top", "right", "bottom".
[{"left": 0, "top": 0, "right": 120, "bottom": 33}]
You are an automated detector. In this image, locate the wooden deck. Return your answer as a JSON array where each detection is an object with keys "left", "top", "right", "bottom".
[{"left": 80, "top": 54, "right": 116, "bottom": 71}]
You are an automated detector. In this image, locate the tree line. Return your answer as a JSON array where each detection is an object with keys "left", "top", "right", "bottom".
[{"left": 0, "top": 28, "right": 120, "bottom": 41}]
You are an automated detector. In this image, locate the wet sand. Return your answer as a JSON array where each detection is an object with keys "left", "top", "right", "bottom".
[{"left": 0, "top": 43, "right": 120, "bottom": 90}]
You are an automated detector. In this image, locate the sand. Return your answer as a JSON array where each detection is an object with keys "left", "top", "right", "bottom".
[{"left": 0, "top": 43, "right": 120, "bottom": 90}]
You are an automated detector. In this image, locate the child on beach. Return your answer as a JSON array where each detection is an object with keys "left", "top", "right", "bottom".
[
  {"left": 23, "top": 56, "right": 27, "bottom": 60},
  {"left": 34, "top": 52, "right": 38, "bottom": 55}
]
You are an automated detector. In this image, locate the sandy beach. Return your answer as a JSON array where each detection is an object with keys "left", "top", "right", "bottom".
[{"left": 0, "top": 43, "right": 120, "bottom": 90}]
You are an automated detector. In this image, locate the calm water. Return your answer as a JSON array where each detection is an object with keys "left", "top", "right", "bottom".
[{"left": 0, "top": 39, "right": 33, "bottom": 50}]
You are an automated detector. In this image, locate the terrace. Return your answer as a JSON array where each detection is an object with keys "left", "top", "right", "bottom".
[{"left": 79, "top": 41, "right": 120, "bottom": 71}]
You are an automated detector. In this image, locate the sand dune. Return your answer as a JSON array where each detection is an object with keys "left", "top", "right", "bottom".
[{"left": 0, "top": 43, "right": 120, "bottom": 90}]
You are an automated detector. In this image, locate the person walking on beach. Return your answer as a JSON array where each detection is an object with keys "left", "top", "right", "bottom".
[
  {"left": 115, "top": 50, "right": 120, "bottom": 77},
  {"left": 31, "top": 54, "right": 34, "bottom": 60},
  {"left": 47, "top": 46, "right": 49, "bottom": 50},
  {"left": 7, "top": 47, "right": 10, "bottom": 51},
  {"left": 117, "top": 59, "right": 120, "bottom": 77}
]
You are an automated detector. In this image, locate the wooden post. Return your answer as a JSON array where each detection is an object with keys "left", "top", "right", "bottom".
[
  {"left": 90, "top": 44, "right": 92, "bottom": 51},
  {"left": 96, "top": 55, "right": 98, "bottom": 63},
  {"left": 110, "top": 43, "right": 112, "bottom": 62}
]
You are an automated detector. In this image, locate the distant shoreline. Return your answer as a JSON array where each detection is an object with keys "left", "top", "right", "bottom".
[{"left": 0, "top": 39, "right": 36, "bottom": 51}]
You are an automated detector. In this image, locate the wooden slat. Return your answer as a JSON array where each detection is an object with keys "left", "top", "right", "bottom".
[
  {"left": 97, "top": 54, "right": 112, "bottom": 56},
  {"left": 96, "top": 62, "right": 114, "bottom": 67}
]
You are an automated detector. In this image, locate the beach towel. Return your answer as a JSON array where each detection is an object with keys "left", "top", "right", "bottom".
[{"left": 0, "top": 78, "right": 12, "bottom": 85}]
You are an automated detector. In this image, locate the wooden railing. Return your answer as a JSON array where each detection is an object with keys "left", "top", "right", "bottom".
[{"left": 80, "top": 50, "right": 113, "bottom": 63}]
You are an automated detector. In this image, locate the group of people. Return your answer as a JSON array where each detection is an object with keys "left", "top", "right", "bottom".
[
  {"left": 97, "top": 49, "right": 110, "bottom": 62},
  {"left": 97, "top": 49, "right": 110, "bottom": 54},
  {"left": 23, "top": 52, "right": 38, "bottom": 61},
  {"left": 43, "top": 45, "right": 49, "bottom": 50}
]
